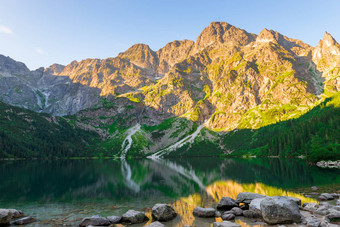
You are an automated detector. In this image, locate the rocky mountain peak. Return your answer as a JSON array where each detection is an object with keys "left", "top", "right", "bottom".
[
  {"left": 321, "top": 32, "right": 338, "bottom": 48},
  {"left": 194, "top": 21, "right": 255, "bottom": 53},
  {"left": 118, "top": 43, "right": 158, "bottom": 73},
  {"left": 44, "top": 63, "right": 65, "bottom": 75},
  {"left": 256, "top": 28, "right": 278, "bottom": 43},
  {"left": 313, "top": 31, "right": 340, "bottom": 63}
]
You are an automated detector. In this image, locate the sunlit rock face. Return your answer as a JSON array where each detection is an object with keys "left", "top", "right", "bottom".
[{"left": 0, "top": 22, "right": 339, "bottom": 129}]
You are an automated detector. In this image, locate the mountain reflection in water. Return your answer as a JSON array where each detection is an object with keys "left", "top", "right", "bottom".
[{"left": 0, "top": 158, "right": 339, "bottom": 226}]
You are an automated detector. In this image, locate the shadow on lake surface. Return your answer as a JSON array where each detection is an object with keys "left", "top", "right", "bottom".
[{"left": 0, "top": 157, "right": 339, "bottom": 226}]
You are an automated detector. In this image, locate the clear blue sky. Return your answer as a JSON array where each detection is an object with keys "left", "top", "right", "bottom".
[{"left": 0, "top": 0, "right": 339, "bottom": 70}]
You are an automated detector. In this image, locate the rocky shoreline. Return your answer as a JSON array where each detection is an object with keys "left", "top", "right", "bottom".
[{"left": 1, "top": 191, "right": 340, "bottom": 226}]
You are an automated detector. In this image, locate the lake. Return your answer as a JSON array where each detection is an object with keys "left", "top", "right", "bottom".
[{"left": 1, "top": 158, "right": 340, "bottom": 226}]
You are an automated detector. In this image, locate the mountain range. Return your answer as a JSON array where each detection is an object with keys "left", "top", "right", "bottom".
[{"left": 0, "top": 22, "right": 339, "bottom": 160}]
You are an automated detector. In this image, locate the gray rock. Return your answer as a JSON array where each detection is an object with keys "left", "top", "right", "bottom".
[
  {"left": 304, "top": 215, "right": 321, "bottom": 227},
  {"left": 79, "top": 216, "right": 110, "bottom": 226},
  {"left": 326, "top": 209, "right": 340, "bottom": 219},
  {"left": 315, "top": 203, "right": 332, "bottom": 215},
  {"left": 303, "top": 203, "right": 319, "bottom": 212},
  {"left": 243, "top": 210, "right": 260, "bottom": 218},
  {"left": 7, "top": 209, "right": 23, "bottom": 219},
  {"left": 145, "top": 221, "right": 165, "bottom": 227},
  {"left": 106, "top": 215, "right": 121, "bottom": 224},
  {"left": 282, "top": 196, "right": 302, "bottom": 206},
  {"left": 319, "top": 193, "right": 334, "bottom": 201},
  {"left": 230, "top": 207, "right": 243, "bottom": 216},
  {"left": 121, "top": 210, "right": 148, "bottom": 224},
  {"left": 260, "top": 196, "right": 301, "bottom": 224},
  {"left": 236, "top": 192, "right": 266, "bottom": 204},
  {"left": 217, "top": 197, "right": 238, "bottom": 210},
  {"left": 0, "top": 209, "right": 13, "bottom": 225},
  {"left": 336, "top": 199, "right": 340, "bottom": 206},
  {"left": 221, "top": 213, "right": 235, "bottom": 220},
  {"left": 152, "top": 203, "right": 176, "bottom": 221},
  {"left": 193, "top": 207, "right": 216, "bottom": 217},
  {"left": 215, "top": 211, "right": 222, "bottom": 217},
  {"left": 12, "top": 216, "right": 36, "bottom": 225},
  {"left": 249, "top": 198, "right": 266, "bottom": 215},
  {"left": 311, "top": 186, "right": 319, "bottom": 191},
  {"left": 213, "top": 221, "right": 241, "bottom": 227}
]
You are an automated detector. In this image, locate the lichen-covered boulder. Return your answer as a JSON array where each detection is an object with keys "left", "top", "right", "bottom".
[
  {"left": 260, "top": 196, "right": 301, "bottom": 224},
  {"left": 152, "top": 204, "right": 176, "bottom": 221}
]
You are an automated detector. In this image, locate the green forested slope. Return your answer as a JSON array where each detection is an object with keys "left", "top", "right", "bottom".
[
  {"left": 0, "top": 101, "right": 101, "bottom": 158},
  {"left": 223, "top": 92, "right": 340, "bottom": 162}
]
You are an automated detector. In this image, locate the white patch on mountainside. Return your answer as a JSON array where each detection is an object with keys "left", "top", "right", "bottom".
[
  {"left": 149, "top": 120, "right": 209, "bottom": 159},
  {"left": 120, "top": 124, "right": 141, "bottom": 159}
]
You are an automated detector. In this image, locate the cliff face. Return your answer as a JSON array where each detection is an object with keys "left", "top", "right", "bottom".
[
  {"left": 0, "top": 55, "right": 101, "bottom": 115},
  {"left": 0, "top": 22, "right": 339, "bottom": 130}
]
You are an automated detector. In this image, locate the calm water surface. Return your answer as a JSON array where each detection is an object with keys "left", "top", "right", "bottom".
[{"left": 1, "top": 158, "right": 340, "bottom": 226}]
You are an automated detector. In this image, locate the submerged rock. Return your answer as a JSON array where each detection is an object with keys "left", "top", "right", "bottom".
[
  {"left": 0, "top": 209, "right": 13, "bottom": 225},
  {"left": 260, "top": 196, "right": 301, "bottom": 224},
  {"left": 193, "top": 207, "right": 216, "bottom": 217},
  {"left": 79, "top": 216, "right": 110, "bottom": 226},
  {"left": 152, "top": 204, "right": 176, "bottom": 221},
  {"left": 12, "top": 216, "right": 36, "bottom": 225},
  {"left": 217, "top": 197, "right": 238, "bottom": 210},
  {"left": 121, "top": 210, "right": 148, "bottom": 224},
  {"left": 145, "top": 221, "right": 165, "bottom": 227},
  {"left": 236, "top": 192, "right": 266, "bottom": 204},
  {"left": 213, "top": 221, "right": 241, "bottom": 227}
]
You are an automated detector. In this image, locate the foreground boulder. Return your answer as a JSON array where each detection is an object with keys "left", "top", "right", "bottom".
[
  {"left": 106, "top": 215, "right": 121, "bottom": 224},
  {"left": 243, "top": 210, "right": 260, "bottom": 218},
  {"left": 7, "top": 209, "right": 23, "bottom": 219},
  {"left": 152, "top": 204, "right": 176, "bottom": 221},
  {"left": 230, "top": 207, "right": 243, "bottom": 216},
  {"left": 121, "top": 210, "right": 148, "bottom": 224},
  {"left": 213, "top": 221, "right": 241, "bottom": 227},
  {"left": 236, "top": 192, "right": 266, "bottom": 204},
  {"left": 12, "top": 216, "right": 36, "bottom": 225},
  {"left": 145, "top": 221, "right": 165, "bottom": 227},
  {"left": 260, "top": 196, "right": 301, "bottom": 224},
  {"left": 0, "top": 209, "right": 13, "bottom": 225},
  {"left": 217, "top": 197, "right": 238, "bottom": 210},
  {"left": 221, "top": 213, "right": 235, "bottom": 220},
  {"left": 193, "top": 207, "right": 216, "bottom": 217},
  {"left": 79, "top": 216, "right": 111, "bottom": 226},
  {"left": 319, "top": 193, "right": 335, "bottom": 201},
  {"left": 249, "top": 198, "right": 266, "bottom": 215}
]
